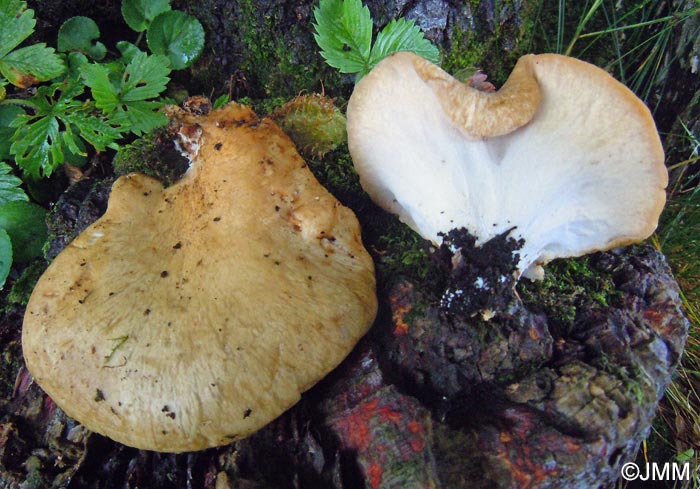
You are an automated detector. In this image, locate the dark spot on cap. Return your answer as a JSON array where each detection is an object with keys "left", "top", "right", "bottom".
[
  {"left": 161, "top": 270, "right": 169, "bottom": 278},
  {"left": 214, "top": 142, "right": 222, "bottom": 150},
  {"left": 243, "top": 408, "right": 252, "bottom": 418},
  {"left": 94, "top": 389, "right": 105, "bottom": 402},
  {"left": 173, "top": 242, "right": 182, "bottom": 249}
]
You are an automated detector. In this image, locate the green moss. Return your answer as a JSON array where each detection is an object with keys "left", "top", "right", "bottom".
[
  {"left": 235, "top": 0, "right": 325, "bottom": 98},
  {"left": 517, "top": 255, "right": 621, "bottom": 336},
  {"left": 442, "top": 0, "right": 539, "bottom": 85},
  {"left": 238, "top": 96, "right": 288, "bottom": 117},
  {"left": 5, "top": 260, "right": 46, "bottom": 309},
  {"left": 112, "top": 128, "right": 189, "bottom": 187}
]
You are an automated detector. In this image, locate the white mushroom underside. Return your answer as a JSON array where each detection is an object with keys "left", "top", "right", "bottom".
[{"left": 348, "top": 54, "right": 666, "bottom": 278}]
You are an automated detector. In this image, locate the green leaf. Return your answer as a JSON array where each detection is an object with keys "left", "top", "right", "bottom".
[
  {"left": 121, "top": 0, "right": 171, "bottom": 33},
  {"left": 0, "top": 228, "right": 11, "bottom": 289},
  {"left": 121, "top": 51, "right": 171, "bottom": 101},
  {"left": 116, "top": 40, "right": 143, "bottom": 64},
  {"left": 0, "top": 1, "right": 65, "bottom": 87},
  {"left": 0, "top": 161, "right": 28, "bottom": 205},
  {"left": 369, "top": 18, "right": 439, "bottom": 69},
  {"left": 0, "top": 200, "right": 47, "bottom": 262},
  {"left": 81, "top": 63, "right": 119, "bottom": 111},
  {"left": 147, "top": 10, "right": 205, "bottom": 70},
  {"left": 212, "top": 93, "right": 230, "bottom": 109},
  {"left": 10, "top": 113, "right": 62, "bottom": 178},
  {"left": 0, "top": 104, "right": 24, "bottom": 159},
  {"left": 0, "top": 43, "right": 65, "bottom": 87},
  {"left": 0, "top": 0, "right": 34, "bottom": 59},
  {"left": 313, "top": 0, "right": 373, "bottom": 75},
  {"left": 112, "top": 100, "right": 167, "bottom": 136},
  {"left": 81, "top": 52, "right": 169, "bottom": 137},
  {"left": 61, "top": 109, "right": 121, "bottom": 150},
  {"left": 58, "top": 16, "right": 107, "bottom": 61}
]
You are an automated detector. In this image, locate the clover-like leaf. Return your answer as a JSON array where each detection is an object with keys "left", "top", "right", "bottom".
[
  {"left": 58, "top": 16, "right": 107, "bottom": 61},
  {"left": 122, "top": 0, "right": 171, "bottom": 33},
  {"left": 147, "top": 10, "right": 204, "bottom": 70}
]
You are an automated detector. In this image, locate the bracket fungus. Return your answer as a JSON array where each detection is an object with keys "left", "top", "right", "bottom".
[
  {"left": 347, "top": 52, "right": 667, "bottom": 299},
  {"left": 22, "top": 103, "right": 377, "bottom": 452}
]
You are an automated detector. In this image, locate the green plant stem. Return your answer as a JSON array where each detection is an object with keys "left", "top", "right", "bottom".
[
  {"left": 577, "top": 14, "right": 676, "bottom": 38},
  {"left": 564, "top": 0, "right": 605, "bottom": 56}
]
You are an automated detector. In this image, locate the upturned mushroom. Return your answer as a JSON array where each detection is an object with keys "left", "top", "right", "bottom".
[
  {"left": 22, "top": 103, "right": 377, "bottom": 452},
  {"left": 347, "top": 52, "right": 667, "bottom": 290}
]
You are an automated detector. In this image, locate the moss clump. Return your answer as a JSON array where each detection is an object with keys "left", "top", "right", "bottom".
[
  {"left": 112, "top": 128, "right": 189, "bottom": 187},
  {"left": 237, "top": 96, "right": 288, "bottom": 118},
  {"left": 5, "top": 260, "right": 46, "bottom": 309},
  {"left": 517, "top": 255, "right": 621, "bottom": 336},
  {"left": 441, "top": 0, "right": 538, "bottom": 85}
]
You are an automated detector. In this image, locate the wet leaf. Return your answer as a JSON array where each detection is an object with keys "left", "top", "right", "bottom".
[
  {"left": 121, "top": 0, "right": 171, "bottom": 32},
  {"left": 147, "top": 10, "right": 204, "bottom": 70},
  {"left": 58, "top": 16, "right": 107, "bottom": 61}
]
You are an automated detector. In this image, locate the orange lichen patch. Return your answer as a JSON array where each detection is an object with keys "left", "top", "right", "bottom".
[
  {"left": 389, "top": 282, "right": 415, "bottom": 335},
  {"left": 367, "top": 462, "right": 383, "bottom": 489}
]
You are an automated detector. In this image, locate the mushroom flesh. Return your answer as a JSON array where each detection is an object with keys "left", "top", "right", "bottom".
[
  {"left": 22, "top": 103, "right": 377, "bottom": 452},
  {"left": 347, "top": 52, "right": 667, "bottom": 293}
]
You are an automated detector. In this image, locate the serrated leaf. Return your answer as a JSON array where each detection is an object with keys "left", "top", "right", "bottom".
[
  {"left": 122, "top": 0, "right": 171, "bottom": 33},
  {"left": 58, "top": 16, "right": 107, "bottom": 61},
  {"left": 121, "top": 51, "right": 170, "bottom": 101},
  {"left": 369, "top": 18, "right": 439, "bottom": 69},
  {"left": 0, "top": 0, "right": 34, "bottom": 59},
  {"left": 60, "top": 127, "right": 88, "bottom": 167},
  {"left": 62, "top": 109, "right": 122, "bottom": 150},
  {"left": 10, "top": 114, "right": 62, "bottom": 178},
  {"left": 0, "top": 104, "right": 24, "bottom": 159},
  {"left": 313, "top": 0, "right": 372, "bottom": 75},
  {"left": 0, "top": 44, "right": 65, "bottom": 87},
  {"left": 0, "top": 161, "right": 28, "bottom": 205},
  {"left": 0, "top": 200, "right": 47, "bottom": 262},
  {"left": 112, "top": 100, "right": 167, "bottom": 136},
  {"left": 147, "top": 11, "right": 204, "bottom": 70},
  {"left": 0, "top": 227, "right": 11, "bottom": 289},
  {"left": 81, "top": 62, "right": 119, "bottom": 111}
]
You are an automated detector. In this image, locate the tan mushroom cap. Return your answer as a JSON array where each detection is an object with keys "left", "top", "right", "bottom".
[
  {"left": 348, "top": 52, "right": 667, "bottom": 279},
  {"left": 22, "top": 103, "right": 377, "bottom": 452}
]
